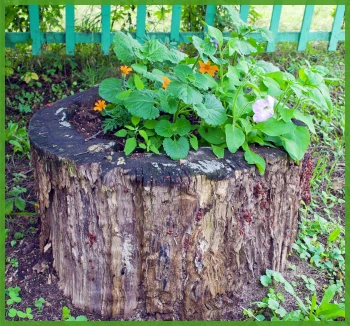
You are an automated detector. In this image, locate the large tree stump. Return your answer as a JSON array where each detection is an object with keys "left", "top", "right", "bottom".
[{"left": 29, "top": 87, "right": 308, "bottom": 320}]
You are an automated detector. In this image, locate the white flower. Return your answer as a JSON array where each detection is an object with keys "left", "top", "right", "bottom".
[{"left": 253, "top": 95, "right": 275, "bottom": 123}]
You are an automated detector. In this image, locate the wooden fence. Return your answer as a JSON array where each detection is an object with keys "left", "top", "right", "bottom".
[{"left": 5, "top": 5, "right": 345, "bottom": 55}]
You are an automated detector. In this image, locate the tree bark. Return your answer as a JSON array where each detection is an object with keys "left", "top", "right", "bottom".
[{"left": 29, "top": 88, "right": 309, "bottom": 320}]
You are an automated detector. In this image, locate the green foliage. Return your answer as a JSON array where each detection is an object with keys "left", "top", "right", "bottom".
[
  {"left": 246, "top": 270, "right": 345, "bottom": 321},
  {"left": 5, "top": 286, "right": 34, "bottom": 320},
  {"left": 97, "top": 8, "right": 330, "bottom": 171},
  {"left": 5, "top": 5, "right": 64, "bottom": 32},
  {"left": 5, "top": 122, "right": 30, "bottom": 156},
  {"left": 5, "top": 185, "right": 28, "bottom": 215},
  {"left": 62, "top": 306, "right": 88, "bottom": 321}
]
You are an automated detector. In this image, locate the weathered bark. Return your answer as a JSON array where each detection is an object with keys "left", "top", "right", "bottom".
[{"left": 29, "top": 87, "right": 308, "bottom": 320}]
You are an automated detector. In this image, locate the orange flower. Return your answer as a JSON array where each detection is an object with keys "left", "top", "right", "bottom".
[
  {"left": 94, "top": 100, "right": 106, "bottom": 112},
  {"left": 120, "top": 65, "right": 132, "bottom": 75},
  {"left": 162, "top": 76, "right": 171, "bottom": 90},
  {"left": 198, "top": 60, "right": 219, "bottom": 77}
]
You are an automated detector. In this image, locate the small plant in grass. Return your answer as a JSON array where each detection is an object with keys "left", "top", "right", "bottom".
[
  {"left": 5, "top": 185, "right": 28, "bottom": 215},
  {"left": 95, "top": 8, "right": 332, "bottom": 173},
  {"left": 244, "top": 269, "right": 345, "bottom": 321}
]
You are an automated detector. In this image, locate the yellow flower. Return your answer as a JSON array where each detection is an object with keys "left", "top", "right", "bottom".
[
  {"left": 94, "top": 100, "right": 106, "bottom": 112},
  {"left": 162, "top": 76, "right": 171, "bottom": 90},
  {"left": 34, "top": 203, "right": 39, "bottom": 210},
  {"left": 120, "top": 65, "right": 132, "bottom": 75},
  {"left": 198, "top": 60, "right": 219, "bottom": 77}
]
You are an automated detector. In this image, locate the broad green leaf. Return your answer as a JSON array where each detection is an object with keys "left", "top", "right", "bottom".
[
  {"left": 167, "top": 81, "right": 203, "bottom": 105},
  {"left": 158, "top": 89, "right": 178, "bottom": 114},
  {"left": 254, "top": 118, "right": 296, "bottom": 136},
  {"left": 75, "top": 316, "right": 88, "bottom": 321},
  {"left": 243, "top": 145, "right": 266, "bottom": 175},
  {"left": 267, "top": 298, "right": 279, "bottom": 310},
  {"left": 279, "top": 106, "right": 294, "bottom": 122},
  {"left": 124, "top": 137, "right": 137, "bottom": 156},
  {"left": 138, "top": 130, "right": 148, "bottom": 141},
  {"left": 198, "top": 126, "right": 226, "bottom": 145},
  {"left": 225, "top": 124, "right": 245, "bottom": 153},
  {"left": 131, "top": 116, "right": 140, "bottom": 126},
  {"left": 255, "top": 60, "right": 280, "bottom": 73},
  {"left": 8, "top": 308, "right": 17, "bottom": 318},
  {"left": 124, "top": 90, "right": 159, "bottom": 119},
  {"left": 328, "top": 227, "right": 341, "bottom": 244},
  {"left": 280, "top": 126, "right": 310, "bottom": 161},
  {"left": 165, "top": 48, "right": 187, "bottom": 64},
  {"left": 17, "top": 311, "right": 27, "bottom": 318},
  {"left": 14, "top": 197, "right": 26, "bottom": 211},
  {"left": 175, "top": 117, "right": 191, "bottom": 136},
  {"left": 293, "top": 110, "right": 315, "bottom": 133},
  {"left": 207, "top": 25, "right": 223, "bottom": 47},
  {"left": 255, "top": 27, "right": 274, "bottom": 42},
  {"left": 5, "top": 198, "right": 14, "bottom": 215},
  {"left": 116, "top": 90, "right": 132, "bottom": 100},
  {"left": 131, "top": 64, "right": 163, "bottom": 83},
  {"left": 299, "top": 68, "right": 324, "bottom": 86},
  {"left": 275, "top": 306, "right": 287, "bottom": 317},
  {"left": 133, "top": 74, "right": 144, "bottom": 90},
  {"left": 284, "top": 282, "right": 295, "bottom": 294},
  {"left": 283, "top": 310, "right": 304, "bottom": 321},
  {"left": 193, "top": 94, "right": 227, "bottom": 126},
  {"left": 174, "top": 64, "right": 193, "bottom": 83},
  {"left": 140, "top": 39, "right": 169, "bottom": 63},
  {"left": 226, "top": 66, "right": 241, "bottom": 86},
  {"left": 191, "top": 35, "right": 217, "bottom": 60},
  {"left": 98, "top": 78, "right": 122, "bottom": 103},
  {"left": 155, "top": 120, "right": 173, "bottom": 137},
  {"left": 144, "top": 120, "right": 157, "bottom": 129},
  {"left": 260, "top": 275, "right": 272, "bottom": 287},
  {"left": 192, "top": 73, "right": 209, "bottom": 90},
  {"left": 190, "top": 135, "right": 198, "bottom": 150},
  {"left": 113, "top": 32, "right": 140, "bottom": 63},
  {"left": 211, "top": 144, "right": 225, "bottom": 158},
  {"left": 163, "top": 137, "right": 189, "bottom": 160},
  {"left": 236, "top": 39, "right": 257, "bottom": 55},
  {"left": 262, "top": 77, "right": 283, "bottom": 96}
]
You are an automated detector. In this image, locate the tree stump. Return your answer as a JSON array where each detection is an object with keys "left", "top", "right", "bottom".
[{"left": 29, "top": 87, "right": 309, "bottom": 320}]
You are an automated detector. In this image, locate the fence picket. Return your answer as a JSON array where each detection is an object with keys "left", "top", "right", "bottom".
[
  {"left": 13, "top": 5, "right": 345, "bottom": 55},
  {"left": 205, "top": 5, "right": 216, "bottom": 31},
  {"left": 66, "top": 5, "right": 75, "bottom": 55},
  {"left": 101, "top": 5, "right": 111, "bottom": 55},
  {"left": 239, "top": 5, "right": 250, "bottom": 22},
  {"left": 170, "top": 5, "right": 182, "bottom": 43},
  {"left": 136, "top": 5, "right": 147, "bottom": 43},
  {"left": 266, "top": 5, "right": 282, "bottom": 53},
  {"left": 298, "top": 5, "right": 314, "bottom": 51},
  {"left": 328, "top": 5, "right": 345, "bottom": 51},
  {"left": 29, "top": 5, "right": 41, "bottom": 55}
]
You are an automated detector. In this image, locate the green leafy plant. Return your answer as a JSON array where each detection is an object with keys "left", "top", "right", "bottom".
[
  {"left": 246, "top": 269, "right": 345, "bottom": 321},
  {"left": 5, "top": 122, "right": 30, "bottom": 156},
  {"left": 5, "top": 185, "right": 27, "bottom": 215},
  {"left": 95, "top": 9, "right": 331, "bottom": 174},
  {"left": 62, "top": 306, "right": 88, "bottom": 321},
  {"left": 34, "top": 298, "right": 46, "bottom": 312},
  {"left": 5, "top": 286, "right": 34, "bottom": 320}
]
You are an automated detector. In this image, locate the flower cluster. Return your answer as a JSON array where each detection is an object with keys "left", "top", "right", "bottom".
[{"left": 95, "top": 11, "right": 329, "bottom": 173}]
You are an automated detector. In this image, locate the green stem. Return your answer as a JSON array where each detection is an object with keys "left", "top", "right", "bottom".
[
  {"left": 173, "top": 100, "right": 183, "bottom": 122},
  {"left": 219, "top": 45, "right": 224, "bottom": 88},
  {"left": 232, "top": 82, "right": 247, "bottom": 120},
  {"left": 192, "top": 54, "right": 201, "bottom": 71}
]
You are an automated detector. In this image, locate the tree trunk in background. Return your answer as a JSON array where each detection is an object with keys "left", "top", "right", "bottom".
[{"left": 29, "top": 88, "right": 310, "bottom": 320}]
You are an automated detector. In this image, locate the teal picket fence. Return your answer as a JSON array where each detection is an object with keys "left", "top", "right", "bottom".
[{"left": 5, "top": 5, "right": 345, "bottom": 56}]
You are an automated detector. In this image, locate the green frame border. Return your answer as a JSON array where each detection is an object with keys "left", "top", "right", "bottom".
[{"left": 1, "top": 1, "right": 348, "bottom": 325}]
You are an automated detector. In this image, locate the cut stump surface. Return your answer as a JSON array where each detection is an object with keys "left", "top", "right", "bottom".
[{"left": 29, "top": 87, "right": 308, "bottom": 320}]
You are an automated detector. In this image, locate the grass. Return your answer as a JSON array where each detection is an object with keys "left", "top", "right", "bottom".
[{"left": 4, "top": 7, "right": 345, "bottom": 321}]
